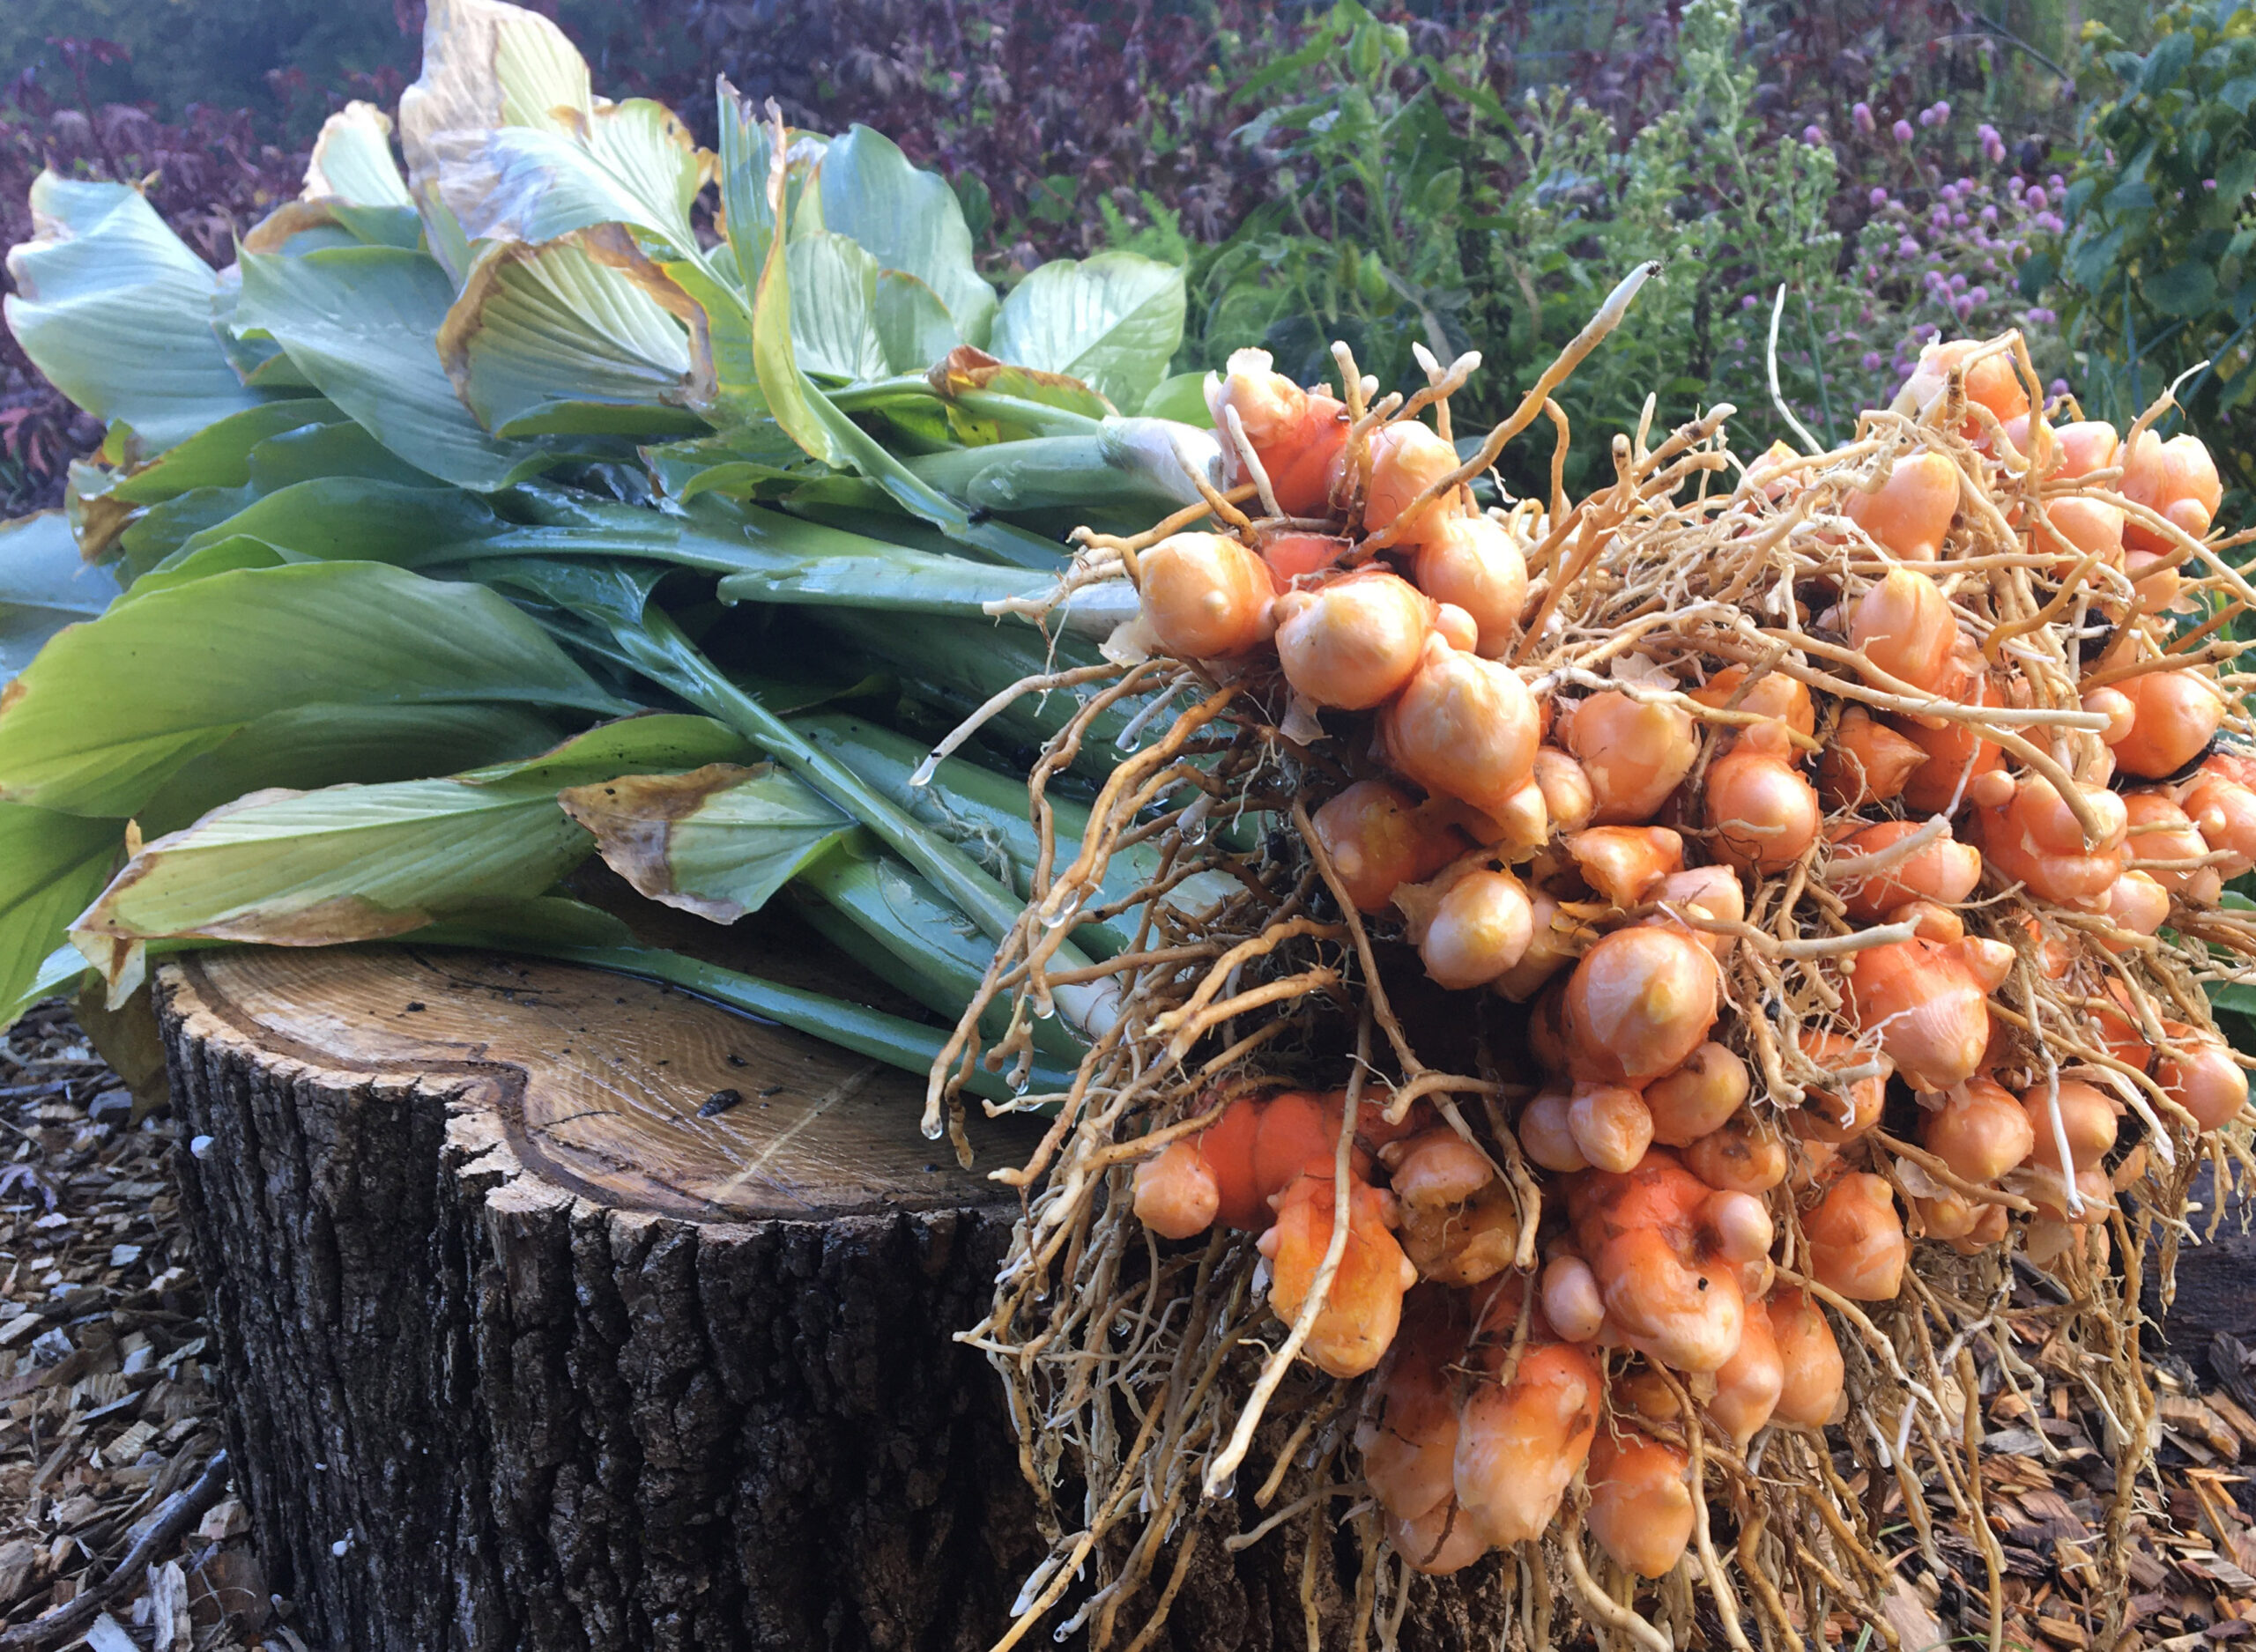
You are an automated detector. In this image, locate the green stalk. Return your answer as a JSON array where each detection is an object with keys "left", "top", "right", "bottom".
[{"left": 902, "top": 421, "right": 1212, "bottom": 515}]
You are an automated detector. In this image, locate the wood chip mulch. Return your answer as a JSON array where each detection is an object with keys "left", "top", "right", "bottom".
[{"left": 0, "top": 1003, "right": 300, "bottom": 1652}]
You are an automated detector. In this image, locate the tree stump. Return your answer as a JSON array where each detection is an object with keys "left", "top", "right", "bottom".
[{"left": 154, "top": 944, "right": 1516, "bottom": 1652}]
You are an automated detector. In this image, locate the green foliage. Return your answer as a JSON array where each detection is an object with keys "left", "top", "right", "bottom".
[
  {"left": 1139, "top": 0, "right": 1853, "bottom": 491},
  {"left": 2031, "top": 0, "right": 2256, "bottom": 500}
]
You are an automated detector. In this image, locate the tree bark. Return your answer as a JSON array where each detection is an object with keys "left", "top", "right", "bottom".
[{"left": 155, "top": 945, "right": 1516, "bottom": 1652}]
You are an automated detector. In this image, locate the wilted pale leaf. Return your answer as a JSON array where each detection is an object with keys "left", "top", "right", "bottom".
[
  {"left": 986, "top": 252, "right": 1187, "bottom": 415},
  {"left": 70, "top": 715, "right": 749, "bottom": 978},
  {"left": 397, "top": 0, "right": 590, "bottom": 204},
  {"left": 238, "top": 246, "right": 554, "bottom": 490},
  {"left": 5, "top": 176, "right": 275, "bottom": 451},
  {"left": 439, "top": 233, "right": 699, "bottom": 438},
  {"left": 304, "top": 102, "right": 414, "bottom": 209},
  {"left": 560, "top": 761, "right": 854, "bottom": 922},
  {"left": 455, "top": 100, "right": 702, "bottom": 254},
  {"left": 0, "top": 559, "right": 626, "bottom": 816}
]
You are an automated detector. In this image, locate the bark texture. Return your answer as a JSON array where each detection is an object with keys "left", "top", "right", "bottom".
[{"left": 154, "top": 946, "right": 1515, "bottom": 1651}]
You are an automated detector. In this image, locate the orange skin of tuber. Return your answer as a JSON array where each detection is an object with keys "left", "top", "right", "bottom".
[
  {"left": 1519, "top": 1088, "right": 1590, "bottom": 1174},
  {"left": 1971, "top": 774, "right": 2130, "bottom": 908},
  {"left": 1273, "top": 570, "right": 1436, "bottom": 710},
  {"left": 1354, "top": 1290, "right": 1465, "bottom": 1527},
  {"left": 1310, "top": 779, "right": 1469, "bottom": 915},
  {"left": 1411, "top": 866, "right": 1537, "bottom": 990},
  {"left": 2156, "top": 1030, "right": 2250, "bottom": 1132},
  {"left": 1411, "top": 514, "right": 1528, "bottom": 656},
  {"left": 1703, "top": 722, "right": 1822, "bottom": 872},
  {"left": 1843, "top": 927, "right": 2013, "bottom": 1092},
  {"left": 1259, "top": 531, "right": 1353, "bottom": 589},
  {"left": 1787, "top": 1032, "right": 1892, "bottom": 1145},
  {"left": 1453, "top": 1342, "right": 1601, "bottom": 1548},
  {"left": 1691, "top": 665, "right": 1816, "bottom": 739},
  {"left": 1802, "top": 1172, "right": 1909, "bottom": 1300},
  {"left": 1833, "top": 819, "right": 1985, "bottom": 921},
  {"left": 1364, "top": 421, "right": 1466, "bottom": 546},
  {"left": 1710, "top": 1301, "right": 1785, "bottom": 1447},
  {"left": 1644, "top": 1042, "right": 1751, "bottom": 1147},
  {"left": 1585, "top": 1429, "right": 1696, "bottom": 1579},
  {"left": 1566, "top": 691, "right": 1702, "bottom": 825},
  {"left": 1137, "top": 531, "right": 1278, "bottom": 661},
  {"left": 1919, "top": 1077, "right": 2037, "bottom": 1184},
  {"left": 1567, "top": 1151, "right": 1755, "bottom": 1374},
  {"left": 1132, "top": 1089, "right": 1382, "bottom": 1238},
  {"left": 1765, "top": 1290, "right": 1846, "bottom": 1426},
  {"left": 2119, "top": 430, "right": 2223, "bottom": 554},
  {"left": 1899, "top": 338, "right": 2030, "bottom": 429},
  {"left": 2018, "top": 1078, "right": 2120, "bottom": 1173},
  {"left": 1819, "top": 707, "right": 1929, "bottom": 810},
  {"left": 1849, "top": 567, "right": 1964, "bottom": 697},
  {"left": 1258, "top": 1174, "right": 1418, "bottom": 1378},
  {"left": 1377, "top": 634, "right": 1542, "bottom": 819},
  {"left": 1567, "top": 825, "right": 1684, "bottom": 907},
  {"left": 1681, "top": 1109, "right": 1788, "bottom": 1194},
  {"left": 1399, "top": 1180, "right": 1521, "bottom": 1286},
  {"left": 1209, "top": 350, "right": 1350, "bottom": 517},
  {"left": 1562, "top": 926, "right": 1720, "bottom": 1086},
  {"left": 1642, "top": 864, "right": 1748, "bottom": 964},
  {"left": 1532, "top": 747, "right": 1598, "bottom": 835},
  {"left": 1893, "top": 677, "right": 2005, "bottom": 814},
  {"left": 1567, "top": 1083, "right": 1657, "bottom": 1174},
  {"left": 2121, "top": 791, "right": 2222, "bottom": 905},
  {"left": 1845, "top": 448, "right": 1962, "bottom": 562},
  {"left": 2112, "top": 669, "right": 2225, "bottom": 781},
  {"left": 1540, "top": 1252, "right": 1607, "bottom": 1344},
  {"left": 2180, "top": 759, "right": 2256, "bottom": 878}
]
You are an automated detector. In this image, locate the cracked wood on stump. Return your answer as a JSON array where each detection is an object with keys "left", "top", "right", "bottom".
[{"left": 154, "top": 945, "right": 1518, "bottom": 1651}]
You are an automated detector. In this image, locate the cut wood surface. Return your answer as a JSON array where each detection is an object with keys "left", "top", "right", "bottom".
[{"left": 156, "top": 941, "right": 1517, "bottom": 1652}]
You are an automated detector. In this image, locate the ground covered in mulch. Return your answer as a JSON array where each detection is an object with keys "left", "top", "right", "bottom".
[
  {"left": 0, "top": 1003, "right": 291, "bottom": 1651},
  {"left": 0, "top": 995, "right": 2252, "bottom": 1650}
]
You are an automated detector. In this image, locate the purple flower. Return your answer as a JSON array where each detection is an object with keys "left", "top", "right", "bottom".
[
  {"left": 1980, "top": 204, "right": 1998, "bottom": 225},
  {"left": 1930, "top": 204, "right": 1950, "bottom": 227},
  {"left": 1941, "top": 181, "right": 1961, "bottom": 204},
  {"left": 1741, "top": 293, "right": 1759, "bottom": 311},
  {"left": 1893, "top": 119, "right": 1915, "bottom": 144},
  {"left": 2049, "top": 379, "right": 2069, "bottom": 397},
  {"left": 1968, "top": 285, "right": 1988, "bottom": 305},
  {"left": 2008, "top": 175, "right": 2025, "bottom": 197},
  {"left": 2035, "top": 211, "right": 2065, "bottom": 234},
  {"left": 1862, "top": 351, "right": 1884, "bottom": 371},
  {"left": 1870, "top": 186, "right": 1889, "bottom": 207},
  {"left": 1949, "top": 272, "right": 1968, "bottom": 293},
  {"left": 1978, "top": 122, "right": 2000, "bottom": 143},
  {"left": 1954, "top": 211, "right": 1971, "bottom": 227},
  {"left": 2025, "top": 187, "right": 2047, "bottom": 211},
  {"left": 1918, "top": 107, "right": 1939, "bottom": 129},
  {"left": 1984, "top": 135, "right": 2007, "bottom": 164},
  {"left": 2049, "top": 174, "right": 2065, "bottom": 190},
  {"left": 2206, "top": 178, "right": 2220, "bottom": 189},
  {"left": 1897, "top": 236, "right": 1921, "bottom": 258},
  {"left": 1933, "top": 100, "right": 1951, "bottom": 122},
  {"left": 1953, "top": 294, "right": 1975, "bottom": 320},
  {"left": 1853, "top": 101, "right": 1876, "bottom": 134},
  {"left": 1804, "top": 123, "right": 1826, "bottom": 144},
  {"left": 2025, "top": 307, "right": 2057, "bottom": 326}
]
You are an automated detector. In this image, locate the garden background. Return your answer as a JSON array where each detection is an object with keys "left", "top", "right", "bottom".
[{"left": 2, "top": 0, "right": 2250, "bottom": 516}]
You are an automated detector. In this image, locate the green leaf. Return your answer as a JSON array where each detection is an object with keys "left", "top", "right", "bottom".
[
  {"left": 874, "top": 270, "right": 961, "bottom": 374},
  {"left": 0, "top": 559, "right": 627, "bottom": 816},
  {"left": 815, "top": 125, "right": 998, "bottom": 346},
  {"left": 2148, "top": 261, "right": 2221, "bottom": 317},
  {"left": 0, "top": 513, "right": 124, "bottom": 684},
  {"left": 238, "top": 246, "right": 554, "bottom": 491},
  {"left": 1141, "top": 371, "right": 1213, "bottom": 424},
  {"left": 4, "top": 175, "right": 276, "bottom": 451},
  {"left": 304, "top": 101, "right": 415, "bottom": 208},
  {"left": 0, "top": 804, "right": 120, "bottom": 1029},
  {"left": 438, "top": 233, "right": 700, "bottom": 439},
  {"left": 986, "top": 253, "right": 1187, "bottom": 413},
  {"left": 789, "top": 233, "right": 891, "bottom": 382},
  {"left": 2221, "top": 76, "right": 2256, "bottom": 115},
  {"left": 98, "top": 401, "right": 347, "bottom": 506},
  {"left": 559, "top": 760, "right": 854, "bottom": 922},
  {"left": 2143, "top": 32, "right": 2197, "bottom": 96},
  {"left": 168, "top": 478, "right": 505, "bottom": 567}
]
